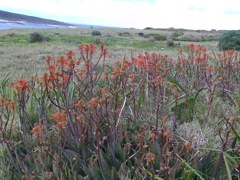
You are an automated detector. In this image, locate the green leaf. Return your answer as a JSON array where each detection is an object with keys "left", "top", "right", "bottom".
[
  {"left": 223, "top": 154, "right": 232, "bottom": 180},
  {"left": 178, "top": 156, "right": 205, "bottom": 180},
  {"left": 138, "top": 91, "right": 143, "bottom": 108},
  {"left": 145, "top": 169, "right": 164, "bottom": 180},
  {"left": 226, "top": 120, "right": 240, "bottom": 143},
  {"left": 167, "top": 74, "right": 186, "bottom": 93}
]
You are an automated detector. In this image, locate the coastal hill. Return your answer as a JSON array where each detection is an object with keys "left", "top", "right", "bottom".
[{"left": 0, "top": 10, "right": 71, "bottom": 26}]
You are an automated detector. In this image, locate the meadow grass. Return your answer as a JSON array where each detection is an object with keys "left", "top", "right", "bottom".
[{"left": 0, "top": 28, "right": 219, "bottom": 80}]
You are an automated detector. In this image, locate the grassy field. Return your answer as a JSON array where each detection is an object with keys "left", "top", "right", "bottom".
[{"left": 0, "top": 28, "right": 219, "bottom": 80}]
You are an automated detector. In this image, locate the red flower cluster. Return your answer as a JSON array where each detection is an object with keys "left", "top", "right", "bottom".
[{"left": 51, "top": 112, "right": 68, "bottom": 129}]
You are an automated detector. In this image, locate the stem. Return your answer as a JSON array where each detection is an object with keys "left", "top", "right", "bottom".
[{"left": 211, "top": 127, "right": 230, "bottom": 178}]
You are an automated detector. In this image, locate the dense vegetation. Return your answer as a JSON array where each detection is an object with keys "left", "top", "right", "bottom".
[
  {"left": 218, "top": 30, "right": 240, "bottom": 51},
  {"left": 0, "top": 43, "right": 239, "bottom": 179}
]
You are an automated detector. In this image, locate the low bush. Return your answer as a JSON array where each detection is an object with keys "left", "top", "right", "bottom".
[
  {"left": 166, "top": 40, "right": 174, "bottom": 47},
  {"left": 218, "top": 30, "right": 240, "bottom": 51},
  {"left": 144, "top": 27, "right": 154, "bottom": 30},
  {"left": 91, "top": 30, "right": 102, "bottom": 37},
  {"left": 171, "top": 31, "right": 184, "bottom": 38},
  {"left": 138, "top": 32, "right": 144, "bottom": 37},
  {"left": 118, "top": 32, "right": 131, "bottom": 37},
  {"left": 29, "top": 32, "right": 48, "bottom": 43},
  {"left": 144, "top": 33, "right": 166, "bottom": 41}
]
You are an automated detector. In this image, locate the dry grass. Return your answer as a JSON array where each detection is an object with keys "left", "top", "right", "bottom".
[{"left": 0, "top": 28, "right": 220, "bottom": 80}]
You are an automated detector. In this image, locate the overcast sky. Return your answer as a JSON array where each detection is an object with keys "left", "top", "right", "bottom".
[{"left": 1, "top": 0, "right": 240, "bottom": 30}]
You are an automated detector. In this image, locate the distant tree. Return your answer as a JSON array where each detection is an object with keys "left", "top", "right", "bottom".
[
  {"left": 91, "top": 30, "right": 101, "bottom": 37},
  {"left": 144, "top": 27, "right": 154, "bottom": 30},
  {"left": 218, "top": 30, "right": 240, "bottom": 51}
]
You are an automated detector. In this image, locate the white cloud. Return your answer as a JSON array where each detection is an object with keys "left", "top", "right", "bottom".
[{"left": 1, "top": 0, "right": 240, "bottom": 29}]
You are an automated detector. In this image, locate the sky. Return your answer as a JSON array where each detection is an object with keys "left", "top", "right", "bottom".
[{"left": 1, "top": 0, "right": 240, "bottom": 30}]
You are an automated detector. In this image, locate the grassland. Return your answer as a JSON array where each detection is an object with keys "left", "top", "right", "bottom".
[{"left": 0, "top": 28, "right": 220, "bottom": 80}]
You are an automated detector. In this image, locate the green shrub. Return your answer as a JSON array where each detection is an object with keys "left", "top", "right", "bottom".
[
  {"left": 173, "top": 32, "right": 184, "bottom": 37},
  {"left": 144, "top": 33, "right": 166, "bottom": 41},
  {"left": 118, "top": 32, "right": 131, "bottom": 37},
  {"left": 218, "top": 30, "right": 240, "bottom": 51},
  {"left": 91, "top": 30, "right": 102, "bottom": 37},
  {"left": 29, "top": 32, "right": 48, "bottom": 43},
  {"left": 166, "top": 40, "right": 174, "bottom": 47},
  {"left": 144, "top": 27, "right": 154, "bottom": 30}
]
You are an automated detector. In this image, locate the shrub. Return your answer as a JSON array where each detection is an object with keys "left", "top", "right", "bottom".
[
  {"left": 118, "top": 32, "right": 131, "bottom": 37},
  {"left": 218, "top": 30, "right": 240, "bottom": 51},
  {"left": 144, "top": 27, "right": 154, "bottom": 30},
  {"left": 138, "top": 32, "right": 144, "bottom": 37},
  {"left": 166, "top": 40, "right": 174, "bottom": 47},
  {"left": 29, "top": 32, "right": 48, "bottom": 43},
  {"left": 171, "top": 32, "right": 184, "bottom": 38},
  {"left": 145, "top": 33, "right": 166, "bottom": 41},
  {"left": 91, "top": 30, "right": 102, "bottom": 37},
  {"left": 155, "top": 34, "right": 166, "bottom": 41}
]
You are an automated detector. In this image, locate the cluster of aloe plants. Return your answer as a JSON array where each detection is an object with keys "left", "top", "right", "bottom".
[{"left": 0, "top": 43, "right": 239, "bottom": 179}]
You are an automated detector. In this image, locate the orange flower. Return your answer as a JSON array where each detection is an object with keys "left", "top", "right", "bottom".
[
  {"left": 75, "top": 100, "right": 85, "bottom": 110},
  {"left": 112, "top": 67, "right": 120, "bottom": 75},
  {"left": 77, "top": 71, "right": 85, "bottom": 77},
  {"left": 13, "top": 78, "right": 30, "bottom": 91},
  {"left": 164, "top": 130, "right": 172, "bottom": 141},
  {"left": 205, "top": 65, "right": 214, "bottom": 73},
  {"left": 0, "top": 98, "right": 4, "bottom": 105},
  {"left": 193, "top": 57, "right": 199, "bottom": 64},
  {"left": 150, "top": 133, "right": 156, "bottom": 143},
  {"left": 48, "top": 64, "right": 56, "bottom": 73},
  {"left": 56, "top": 56, "right": 67, "bottom": 68},
  {"left": 135, "top": 58, "right": 146, "bottom": 69},
  {"left": 104, "top": 72, "right": 109, "bottom": 81},
  {"left": 66, "top": 50, "right": 75, "bottom": 60},
  {"left": 184, "top": 141, "right": 192, "bottom": 153},
  {"left": 77, "top": 115, "right": 85, "bottom": 123},
  {"left": 114, "top": 60, "right": 121, "bottom": 67},
  {"left": 4, "top": 99, "right": 16, "bottom": 110},
  {"left": 62, "top": 74, "right": 70, "bottom": 84},
  {"left": 123, "top": 59, "right": 132, "bottom": 68},
  {"left": 46, "top": 56, "right": 52, "bottom": 65},
  {"left": 90, "top": 97, "right": 100, "bottom": 107},
  {"left": 31, "top": 123, "right": 43, "bottom": 137},
  {"left": 224, "top": 50, "right": 235, "bottom": 58},
  {"left": 145, "top": 152, "right": 156, "bottom": 166},
  {"left": 128, "top": 73, "right": 135, "bottom": 82},
  {"left": 178, "top": 48, "right": 183, "bottom": 56},
  {"left": 187, "top": 43, "right": 195, "bottom": 51},
  {"left": 154, "top": 75, "right": 164, "bottom": 85},
  {"left": 79, "top": 44, "right": 96, "bottom": 55},
  {"left": 39, "top": 73, "right": 52, "bottom": 89},
  {"left": 51, "top": 112, "right": 67, "bottom": 129},
  {"left": 88, "top": 44, "right": 96, "bottom": 54}
]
